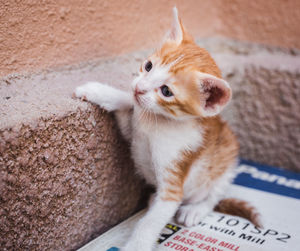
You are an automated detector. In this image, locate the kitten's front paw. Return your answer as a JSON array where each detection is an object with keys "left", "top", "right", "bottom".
[
  {"left": 74, "top": 82, "right": 101, "bottom": 101},
  {"left": 176, "top": 203, "right": 210, "bottom": 227},
  {"left": 74, "top": 82, "right": 118, "bottom": 111}
]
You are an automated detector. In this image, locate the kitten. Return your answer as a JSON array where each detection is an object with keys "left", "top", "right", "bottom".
[{"left": 75, "top": 7, "right": 260, "bottom": 251}]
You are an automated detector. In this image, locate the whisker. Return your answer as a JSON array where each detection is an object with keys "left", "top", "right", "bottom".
[
  {"left": 136, "top": 107, "right": 145, "bottom": 126},
  {"left": 154, "top": 112, "right": 158, "bottom": 132}
]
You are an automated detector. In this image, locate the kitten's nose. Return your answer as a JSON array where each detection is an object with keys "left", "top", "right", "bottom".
[{"left": 134, "top": 87, "right": 146, "bottom": 96}]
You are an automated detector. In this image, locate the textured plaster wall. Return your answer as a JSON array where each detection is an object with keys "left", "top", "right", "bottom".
[
  {"left": 0, "top": 0, "right": 218, "bottom": 77},
  {"left": 217, "top": 0, "right": 300, "bottom": 49},
  {"left": 1, "top": 0, "right": 300, "bottom": 77}
]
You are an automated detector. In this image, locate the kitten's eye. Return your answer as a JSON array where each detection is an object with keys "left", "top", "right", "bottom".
[
  {"left": 160, "top": 85, "right": 173, "bottom": 97},
  {"left": 145, "top": 61, "right": 152, "bottom": 72}
]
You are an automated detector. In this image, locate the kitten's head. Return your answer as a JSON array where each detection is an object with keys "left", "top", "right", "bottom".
[{"left": 132, "top": 7, "right": 231, "bottom": 119}]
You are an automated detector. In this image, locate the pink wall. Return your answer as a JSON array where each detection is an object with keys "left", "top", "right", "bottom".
[
  {"left": 1, "top": 0, "right": 299, "bottom": 77},
  {"left": 0, "top": 0, "right": 217, "bottom": 77},
  {"left": 218, "top": 0, "right": 300, "bottom": 50}
]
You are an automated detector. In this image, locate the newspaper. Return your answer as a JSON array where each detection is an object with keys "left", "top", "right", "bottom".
[{"left": 79, "top": 160, "right": 300, "bottom": 251}]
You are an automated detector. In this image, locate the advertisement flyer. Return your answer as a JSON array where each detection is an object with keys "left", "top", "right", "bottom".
[{"left": 79, "top": 160, "right": 300, "bottom": 251}]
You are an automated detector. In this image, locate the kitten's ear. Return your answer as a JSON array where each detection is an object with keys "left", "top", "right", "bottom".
[
  {"left": 164, "top": 7, "right": 184, "bottom": 45},
  {"left": 196, "top": 72, "right": 232, "bottom": 117}
]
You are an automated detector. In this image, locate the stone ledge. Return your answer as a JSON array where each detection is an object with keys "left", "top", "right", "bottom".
[
  {"left": 0, "top": 50, "right": 148, "bottom": 129},
  {"left": 0, "top": 106, "right": 146, "bottom": 250},
  {"left": 1, "top": 49, "right": 149, "bottom": 251}
]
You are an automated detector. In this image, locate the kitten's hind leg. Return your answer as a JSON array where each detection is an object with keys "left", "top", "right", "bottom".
[
  {"left": 75, "top": 82, "right": 133, "bottom": 112},
  {"left": 176, "top": 170, "right": 233, "bottom": 227}
]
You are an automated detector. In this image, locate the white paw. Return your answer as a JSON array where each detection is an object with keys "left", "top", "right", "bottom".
[
  {"left": 74, "top": 82, "right": 101, "bottom": 100},
  {"left": 176, "top": 203, "right": 210, "bottom": 227},
  {"left": 74, "top": 82, "right": 116, "bottom": 111}
]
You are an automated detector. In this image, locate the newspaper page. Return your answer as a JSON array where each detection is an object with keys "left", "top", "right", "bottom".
[{"left": 79, "top": 160, "right": 300, "bottom": 251}]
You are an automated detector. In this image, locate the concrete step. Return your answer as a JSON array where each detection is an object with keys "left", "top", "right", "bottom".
[
  {"left": 0, "top": 51, "right": 150, "bottom": 251},
  {"left": 0, "top": 38, "right": 299, "bottom": 250}
]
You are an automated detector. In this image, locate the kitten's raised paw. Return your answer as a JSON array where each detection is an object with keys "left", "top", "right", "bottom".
[
  {"left": 72, "top": 92, "right": 86, "bottom": 101},
  {"left": 74, "top": 81, "right": 128, "bottom": 111},
  {"left": 176, "top": 203, "right": 210, "bottom": 227},
  {"left": 74, "top": 82, "right": 101, "bottom": 101}
]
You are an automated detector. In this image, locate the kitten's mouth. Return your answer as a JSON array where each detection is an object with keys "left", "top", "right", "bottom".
[
  {"left": 134, "top": 93, "right": 142, "bottom": 106},
  {"left": 134, "top": 87, "right": 147, "bottom": 107}
]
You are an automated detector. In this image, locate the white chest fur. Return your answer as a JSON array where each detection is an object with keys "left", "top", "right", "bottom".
[{"left": 130, "top": 109, "right": 203, "bottom": 187}]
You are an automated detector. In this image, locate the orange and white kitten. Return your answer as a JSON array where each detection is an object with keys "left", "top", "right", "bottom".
[{"left": 75, "top": 7, "right": 260, "bottom": 251}]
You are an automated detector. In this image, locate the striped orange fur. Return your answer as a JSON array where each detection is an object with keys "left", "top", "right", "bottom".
[
  {"left": 162, "top": 116, "right": 239, "bottom": 202},
  {"left": 149, "top": 9, "right": 259, "bottom": 227}
]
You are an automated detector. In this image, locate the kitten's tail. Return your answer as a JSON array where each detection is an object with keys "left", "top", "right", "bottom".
[{"left": 214, "top": 198, "right": 262, "bottom": 228}]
